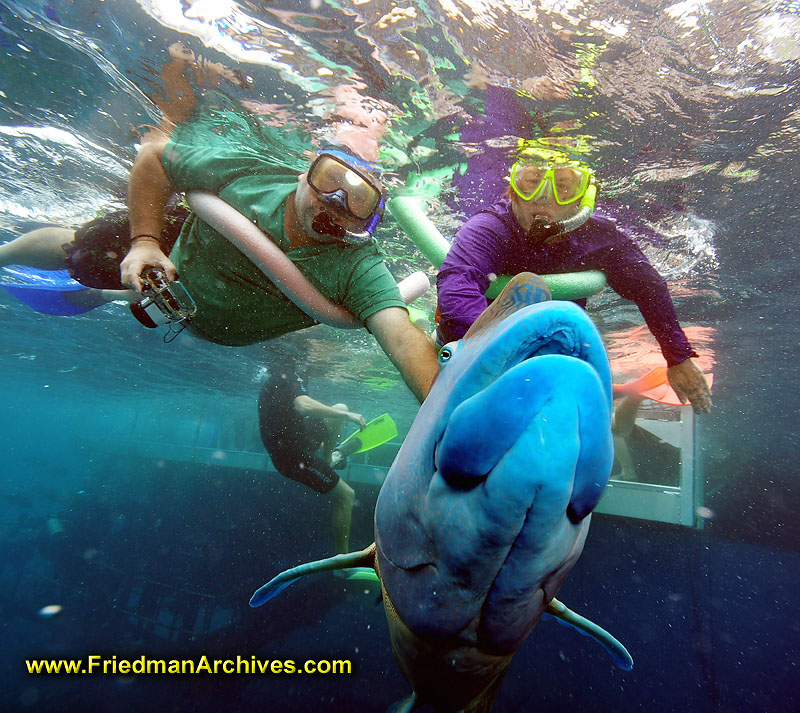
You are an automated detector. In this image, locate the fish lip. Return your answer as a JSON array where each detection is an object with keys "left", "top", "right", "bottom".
[
  {"left": 430, "top": 305, "right": 609, "bottom": 489},
  {"left": 443, "top": 303, "right": 610, "bottom": 414}
]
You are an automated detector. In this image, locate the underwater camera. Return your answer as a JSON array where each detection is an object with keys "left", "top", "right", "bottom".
[{"left": 130, "top": 268, "right": 196, "bottom": 339}]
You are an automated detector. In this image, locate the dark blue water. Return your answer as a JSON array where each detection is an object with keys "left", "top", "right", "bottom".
[{"left": 1, "top": 1, "right": 799, "bottom": 711}]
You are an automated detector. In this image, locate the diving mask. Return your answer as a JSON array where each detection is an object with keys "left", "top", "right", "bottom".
[
  {"left": 510, "top": 162, "right": 594, "bottom": 206},
  {"left": 308, "top": 151, "right": 384, "bottom": 219},
  {"left": 307, "top": 149, "right": 386, "bottom": 244}
]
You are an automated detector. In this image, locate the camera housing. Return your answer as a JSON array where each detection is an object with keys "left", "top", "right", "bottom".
[{"left": 130, "top": 268, "right": 196, "bottom": 331}]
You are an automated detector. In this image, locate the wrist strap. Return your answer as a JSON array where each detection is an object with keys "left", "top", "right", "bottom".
[{"left": 131, "top": 234, "right": 161, "bottom": 244}]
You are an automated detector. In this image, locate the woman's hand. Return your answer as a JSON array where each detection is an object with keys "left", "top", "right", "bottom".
[{"left": 667, "top": 359, "right": 712, "bottom": 414}]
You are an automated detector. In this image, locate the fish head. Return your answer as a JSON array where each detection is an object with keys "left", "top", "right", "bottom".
[{"left": 376, "top": 274, "right": 613, "bottom": 670}]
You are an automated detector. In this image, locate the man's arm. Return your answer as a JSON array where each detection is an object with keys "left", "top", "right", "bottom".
[
  {"left": 120, "top": 137, "right": 178, "bottom": 291},
  {"left": 366, "top": 307, "right": 439, "bottom": 403},
  {"left": 293, "top": 395, "right": 366, "bottom": 427}
]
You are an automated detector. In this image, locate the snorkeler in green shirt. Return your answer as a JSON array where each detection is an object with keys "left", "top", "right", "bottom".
[{"left": 122, "top": 107, "right": 438, "bottom": 403}]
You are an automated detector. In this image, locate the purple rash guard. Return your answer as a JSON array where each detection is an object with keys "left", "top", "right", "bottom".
[{"left": 436, "top": 197, "right": 698, "bottom": 367}]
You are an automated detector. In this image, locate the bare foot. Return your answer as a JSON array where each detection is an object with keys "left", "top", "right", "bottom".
[
  {"left": 99, "top": 289, "right": 138, "bottom": 303},
  {"left": 329, "top": 450, "right": 347, "bottom": 470}
]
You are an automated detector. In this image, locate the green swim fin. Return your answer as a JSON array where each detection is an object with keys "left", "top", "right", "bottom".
[
  {"left": 344, "top": 567, "right": 380, "bottom": 583},
  {"left": 337, "top": 413, "right": 398, "bottom": 455}
]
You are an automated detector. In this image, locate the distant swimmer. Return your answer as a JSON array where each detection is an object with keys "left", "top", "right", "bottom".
[
  {"left": 0, "top": 203, "right": 188, "bottom": 313},
  {"left": 257, "top": 358, "right": 367, "bottom": 555}
]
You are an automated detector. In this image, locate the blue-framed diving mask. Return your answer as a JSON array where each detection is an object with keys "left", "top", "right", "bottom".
[{"left": 307, "top": 147, "right": 386, "bottom": 245}]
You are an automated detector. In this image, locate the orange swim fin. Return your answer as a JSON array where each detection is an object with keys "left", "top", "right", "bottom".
[{"left": 613, "top": 367, "right": 713, "bottom": 406}]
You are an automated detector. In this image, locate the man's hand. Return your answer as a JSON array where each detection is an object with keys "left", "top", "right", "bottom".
[
  {"left": 347, "top": 412, "right": 368, "bottom": 429},
  {"left": 120, "top": 237, "right": 177, "bottom": 292},
  {"left": 667, "top": 359, "right": 712, "bottom": 414},
  {"left": 126, "top": 137, "right": 174, "bottom": 290}
]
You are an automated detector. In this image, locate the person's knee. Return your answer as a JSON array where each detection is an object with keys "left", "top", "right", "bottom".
[
  {"left": 331, "top": 403, "right": 348, "bottom": 413},
  {"left": 330, "top": 479, "right": 354, "bottom": 506}
]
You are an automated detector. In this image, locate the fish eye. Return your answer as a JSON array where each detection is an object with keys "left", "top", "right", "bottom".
[{"left": 438, "top": 341, "right": 459, "bottom": 366}]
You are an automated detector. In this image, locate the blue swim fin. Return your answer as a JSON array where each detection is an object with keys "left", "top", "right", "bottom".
[{"left": 1, "top": 266, "right": 96, "bottom": 315}]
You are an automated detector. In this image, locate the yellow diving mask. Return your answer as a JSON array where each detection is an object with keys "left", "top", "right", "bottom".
[{"left": 509, "top": 161, "right": 595, "bottom": 206}]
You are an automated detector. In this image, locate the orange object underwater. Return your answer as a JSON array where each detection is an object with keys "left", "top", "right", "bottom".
[{"left": 612, "top": 366, "right": 714, "bottom": 406}]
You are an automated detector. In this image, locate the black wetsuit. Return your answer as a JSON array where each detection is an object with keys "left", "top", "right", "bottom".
[
  {"left": 63, "top": 204, "right": 190, "bottom": 289},
  {"left": 257, "top": 371, "right": 340, "bottom": 495}
]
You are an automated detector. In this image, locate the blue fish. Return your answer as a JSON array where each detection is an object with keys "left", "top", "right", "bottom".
[{"left": 251, "top": 273, "right": 632, "bottom": 712}]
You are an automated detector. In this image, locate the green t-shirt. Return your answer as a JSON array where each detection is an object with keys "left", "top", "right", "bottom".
[{"left": 162, "top": 107, "right": 405, "bottom": 346}]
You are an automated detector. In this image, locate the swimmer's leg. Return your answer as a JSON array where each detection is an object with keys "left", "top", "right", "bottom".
[
  {"left": 328, "top": 478, "right": 355, "bottom": 554},
  {"left": 612, "top": 394, "right": 645, "bottom": 481},
  {"left": 0, "top": 227, "right": 74, "bottom": 269},
  {"left": 62, "top": 288, "right": 139, "bottom": 310}
]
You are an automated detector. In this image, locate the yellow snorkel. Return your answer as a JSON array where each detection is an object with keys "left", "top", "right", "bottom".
[{"left": 556, "top": 180, "right": 597, "bottom": 234}]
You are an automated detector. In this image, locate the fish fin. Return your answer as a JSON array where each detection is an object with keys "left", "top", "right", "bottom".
[
  {"left": 544, "top": 598, "right": 634, "bottom": 671},
  {"left": 386, "top": 693, "right": 419, "bottom": 713},
  {"left": 250, "top": 543, "right": 376, "bottom": 607},
  {"left": 464, "top": 272, "right": 551, "bottom": 340}
]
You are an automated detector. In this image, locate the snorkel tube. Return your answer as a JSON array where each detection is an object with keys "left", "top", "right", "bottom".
[
  {"left": 186, "top": 191, "right": 428, "bottom": 329},
  {"left": 311, "top": 193, "right": 386, "bottom": 245},
  {"left": 548, "top": 182, "right": 597, "bottom": 235}
]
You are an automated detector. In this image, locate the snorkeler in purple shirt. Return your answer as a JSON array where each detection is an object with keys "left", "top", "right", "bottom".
[{"left": 437, "top": 147, "right": 712, "bottom": 413}]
